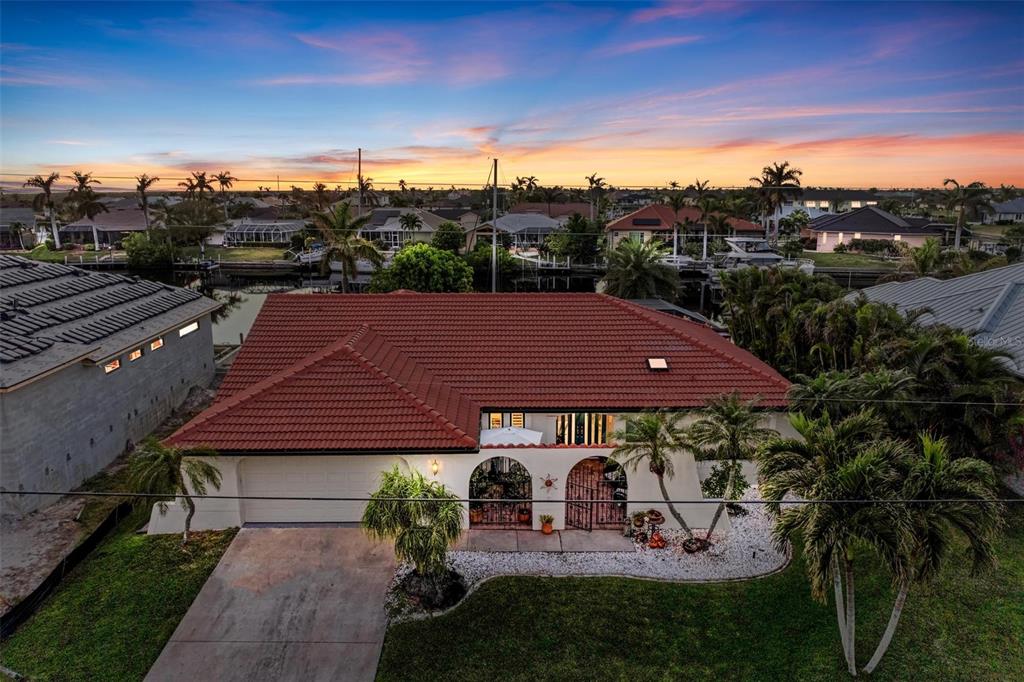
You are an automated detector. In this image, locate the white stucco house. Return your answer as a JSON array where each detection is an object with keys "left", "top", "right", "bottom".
[
  {"left": 148, "top": 293, "right": 792, "bottom": 535},
  {"left": 811, "top": 206, "right": 951, "bottom": 252}
]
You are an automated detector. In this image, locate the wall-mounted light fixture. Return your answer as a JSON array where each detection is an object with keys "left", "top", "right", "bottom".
[{"left": 430, "top": 459, "right": 440, "bottom": 476}]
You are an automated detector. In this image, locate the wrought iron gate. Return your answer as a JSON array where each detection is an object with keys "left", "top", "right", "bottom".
[{"left": 565, "top": 458, "right": 627, "bottom": 531}]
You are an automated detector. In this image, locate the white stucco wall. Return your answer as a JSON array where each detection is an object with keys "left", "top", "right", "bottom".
[{"left": 149, "top": 412, "right": 794, "bottom": 536}]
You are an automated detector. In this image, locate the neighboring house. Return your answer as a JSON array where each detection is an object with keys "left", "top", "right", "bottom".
[
  {"left": 0, "top": 207, "right": 37, "bottom": 249},
  {"left": 984, "top": 198, "right": 1024, "bottom": 224},
  {"left": 60, "top": 208, "right": 149, "bottom": 247},
  {"left": 429, "top": 208, "right": 480, "bottom": 233},
  {"left": 224, "top": 218, "right": 306, "bottom": 246},
  {"left": 468, "top": 213, "right": 563, "bottom": 249},
  {"left": 605, "top": 205, "right": 762, "bottom": 249},
  {"left": 811, "top": 206, "right": 950, "bottom": 252},
  {"left": 147, "top": 292, "right": 792, "bottom": 535},
  {"left": 854, "top": 263, "right": 1024, "bottom": 377},
  {"left": 0, "top": 255, "right": 219, "bottom": 515},
  {"left": 771, "top": 189, "right": 880, "bottom": 224},
  {"left": 509, "top": 202, "right": 593, "bottom": 222},
  {"left": 359, "top": 207, "right": 450, "bottom": 250}
]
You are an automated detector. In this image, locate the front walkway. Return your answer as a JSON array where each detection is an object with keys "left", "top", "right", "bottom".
[
  {"left": 146, "top": 527, "right": 394, "bottom": 682},
  {"left": 454, "top": 529, "right": 633, "bottom": 552}
]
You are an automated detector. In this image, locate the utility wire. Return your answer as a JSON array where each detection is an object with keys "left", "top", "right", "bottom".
[{"left": 2, "top": 490, "right": 1020, "bottom": 504}]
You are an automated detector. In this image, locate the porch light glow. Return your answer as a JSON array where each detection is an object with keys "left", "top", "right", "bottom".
[{"left": 430, "top": 459, "right": 439, "bottom": 476}]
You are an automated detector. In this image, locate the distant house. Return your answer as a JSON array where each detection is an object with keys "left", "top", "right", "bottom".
[
  {"left": 60, "top": 209, "right": 149, "bottom": 247},
  {"left": 604, "top": 205, "right": 762, "bottom": 249},
  {"left": 772, "top": 189, "right": 880, "bottom": 224},
  {"left": 854, "top": 263, "right": 1024, "bottom": 377},
  {"left": 469, "top": 213, "right": 562, "bottom": 250},
  {"left": 509, "top": 202, "right": 593, "bottom": 222},
  {"left": 419, "top": 207, "right": 479, "bottom": 233},
  {"left": 359, "top": 207, "right": 450, "bottom": 250},
  {"left": 0, "top": 255, "right": 220, "bottom": 514},
  {"left": 984, "top": 198, "right": 1024, "bottom": 224},
  {"left": 810, "top": 206, "right": 950, "bottom": 252},
  {"left": 0, "top": 208, "right": 37, "bottom": 249}
]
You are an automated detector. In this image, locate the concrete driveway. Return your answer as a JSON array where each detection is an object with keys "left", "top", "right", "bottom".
[{"left": 146, "top": 527, "right": 395, "bottom": 682}]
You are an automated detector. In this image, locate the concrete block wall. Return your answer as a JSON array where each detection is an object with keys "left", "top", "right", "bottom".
[{"left": 0, "top": 315, "right": 215, "bottom": 516}]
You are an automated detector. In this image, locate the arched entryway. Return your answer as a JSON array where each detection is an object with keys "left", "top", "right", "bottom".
[
  {"left": 566, "top": 456, "right": 627, "bottom": 531},
  {"left": 468, "top": 456, "right": 532, "bottom": 529}
]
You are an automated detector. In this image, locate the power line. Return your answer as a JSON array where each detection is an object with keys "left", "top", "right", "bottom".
[{"left": 2, "top": 490, "right": 1020, "bottom": 504}]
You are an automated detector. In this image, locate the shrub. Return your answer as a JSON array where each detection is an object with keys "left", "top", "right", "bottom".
[
  {"left": 700, "top": 460, "right": 749, "bottom": 500},
  {"left": 123, "top": 231, "right": 176, "bottom": 268},
  {"left": 44, "top": 238, "right": 55, "bottom": 251},
  {"left": 369, "top": 243, "right": 473, "bottom": 293},
  {"left": 431, "top": 221, "right": 465, "bottom": 254},
  {"left": 84, "top": 243, "right": 96, "bottom": 251},
  {"left": 832, "top": 242, "right": 848, "bottom": 253}
]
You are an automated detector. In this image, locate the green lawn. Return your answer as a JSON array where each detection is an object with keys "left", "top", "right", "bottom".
[
  {"left": 0, "top": 521, "right": 236, "bottom": 682},
  {"left": 378, "top": 502, "right": 1023, "bottom": 681},
  {"left": 179, "top": 245, "right": 291, "bottom": 262},
  {"left": 806, "top": 251, "right": 898, "bottom": 269}
]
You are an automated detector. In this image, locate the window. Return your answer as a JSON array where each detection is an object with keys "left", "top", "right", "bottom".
[
  {"left": 893, "top": 234, "right": 902, "bottom": 241},
  {"left": 489, "top": 413, "right": 503, "bottom": 429},
  {"left": 838, "top": 232, "right": 844, "bottom": 242},
  {"left": 128, "top": 348, "right": 143, "bottom": 362},
  {"left": 510, "top": 412, "right": 525, "bottom": 428},
  {"left": 628, "top": 231, "right": 644, "bottom": 242},
  {"left": 150, "top": 338, "right": 164, "bottom": 351},
  {"left": 821, "top": 232, "right": 828, "bottom": 244},
  {"left": 555, "top": 413, "right": 614, "bottom": 445},
  {"left": 104, "top": 359, "right": 121, "bottom": 374},
  {"left": 178, "top": 321, "right": 199, "bottom": 337},
  {"left": 850, "top": 201, "right": 862, "bottom": 208},
  {"left": 854, "top": 232, "right": 862, "bottom": 239}
]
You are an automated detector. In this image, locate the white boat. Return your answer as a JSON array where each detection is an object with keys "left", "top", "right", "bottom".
[
  {"left": 712, "top": 238, "right": 814, "bottom": 274},
  {"left": 288, "top": 248, "right": 393, "bottom": 273}
]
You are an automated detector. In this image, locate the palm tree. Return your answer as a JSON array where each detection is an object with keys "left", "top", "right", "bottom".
[
  {"left": 943, "top": 179, "right": 992, "bottom": 250},
  {"left": 586, "top": 173, "right": 606, "bottom": 222},
  {"left": 692, "top": 179, "right": 714, "bottom": 259},
  {"left": 538, "top": 186, "right": 564, "bottom": 217},
  {"left": 23, "top": 172, "right": 61, "bottom": 248},
  {"left": 862, "top": 434, "right": 1001, "bottom": 674},
  {"left": 399, "top": 211, "right": 423, "bottom": 237},
  {"left": 668, "top": 180, "right": 680, "bottom": 190},
  {"left": 310, "top": 202, "right": 382, "bottom": 293},
  {"left": 177, "top": 177, "right": 197, "bottom": 198},
  {"left": 135, "top": 174, "right": 160, "bottom": 228},
  {"left": 214, "top": 171, "right": 237, "bottom": 219},
  {"left": 398, "top": 179, "right": 408, "bottom": 193},
  {"left": 311, "top": 182, "right": 329, "bottom": 211},
  {"left": 666, "top": 191, "right": 688, "bottom": 258},
  {"left": 358, "top": 175, "right": 378, "bottom": 211},
  {"left": 758, "top": 411, "right": 906, "bottom": 675},
  {"left": 191, "top": 171, "right": 216, "bottom": 198},
  {"left": 8, "top": 221, "right": 28, "bottom": 250},
  {"left": 610, "top": 411, "right": 695, "bottom": 539},
  {"left": 127, "top": 437, "right": 222, "bottom": 545},
  {"left": 690, "top": 392, "right": 776, "bottom": 540},
  {"left": 363, "top": 465, "right": 464, "bottom": 589},
  {"left": 750, "top": 162, "right": 803, "bottom": 240},
  {"left": 601, "top": 238, "right": 679, "bottom": 300}
]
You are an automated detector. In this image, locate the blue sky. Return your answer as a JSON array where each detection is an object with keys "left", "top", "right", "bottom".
[{"left": 2, "top": 1, "right": 1022, "bottom": 189}]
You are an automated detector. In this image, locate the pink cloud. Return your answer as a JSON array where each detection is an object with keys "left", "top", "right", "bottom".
[
  {"left": 631, "top": 1, "right": 740, "bottom": 23},
  {"left": 598, "top": 34, "right": 702, "bottom": 56}
]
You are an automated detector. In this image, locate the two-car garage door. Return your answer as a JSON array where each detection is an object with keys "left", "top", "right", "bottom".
[{"left": 240, "top": 456, "right": 402, "bottom": 523}]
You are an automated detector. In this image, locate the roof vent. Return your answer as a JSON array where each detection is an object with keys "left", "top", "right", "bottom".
[{"left": 646, "top": 358, "right": 669, "bottom": 371}]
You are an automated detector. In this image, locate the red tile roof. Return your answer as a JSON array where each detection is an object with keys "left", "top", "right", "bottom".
[
  {"left": 169, "top": 293, "right": 788, "bottom": 453},
  {"left": 605, "top": 205, "right": 762, "bottom": 234}
]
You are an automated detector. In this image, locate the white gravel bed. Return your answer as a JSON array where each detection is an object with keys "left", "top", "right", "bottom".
[
  {"left": 387, "top": 487, "right": 790, "bottom": 621},
  {"left": 451, "top": 487, "right": 787, "bottom": 586}
]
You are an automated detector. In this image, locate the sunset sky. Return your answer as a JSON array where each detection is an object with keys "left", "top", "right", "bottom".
[{"left": 2, "top": 1, "right": 1022, "bottom": 191}]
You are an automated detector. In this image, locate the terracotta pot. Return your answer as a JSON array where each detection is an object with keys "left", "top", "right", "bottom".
[
  {"left": 648, "top": 530, "right": 667, "bottom": 549},
  {"left": 469, "top": 509, "right": 483, "bottom": 524},
  {"left": 682, "top": 537, "right": 710, "bottom": 554},
  {"left": 517, "top": 510, "right": 530, "bottom": 524},
  {"left": 647, "top": 510, "right": 666, "bottom": 525},
  {"left": 541, "top": 522, "right": 554, "bottom": 535}
]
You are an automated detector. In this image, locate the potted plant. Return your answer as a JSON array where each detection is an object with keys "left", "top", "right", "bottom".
[
  {"left": 681, "top": 537, "right": 710, "bottom": 553},
  {"left": 516, "top": 507, "right": 530, "bottom": 524},
  {"left": 646, "top": 509, "right": 665, "bottom": 526},
  {"left": 469, "top": 504, "right": 484, "bottom": 524},
  {"left": 540, "top": 514, "right": 554, "bottom": 534},
  {"left": 632, "top": 511, "right": 647, "bottom": 528}
]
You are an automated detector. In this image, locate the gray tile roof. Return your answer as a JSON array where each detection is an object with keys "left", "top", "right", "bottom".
[
  {"left": 991, "top": 197, "right": 1024, "bottom": 215},
  {"left": 0, "top": 207, "right": 37, "bottom": 228},
  {"left": 810, "top": 206, "right": 948, "bottom": 235},
  {"left": 62, "top": 208, "right": 148, "bottom": 233},
  {"left": 855, "top": 263, "right": 1024, "bottom": 376},
  {"left": 0, "top": 255, "right": 219, "bottom": 388}
]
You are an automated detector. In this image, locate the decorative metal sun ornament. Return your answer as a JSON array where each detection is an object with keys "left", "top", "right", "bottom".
[{"left": 539, "top": 474, "right": 558, "bottom": 490}]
